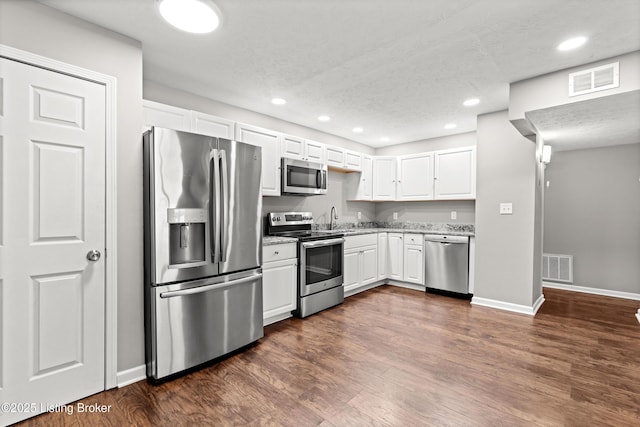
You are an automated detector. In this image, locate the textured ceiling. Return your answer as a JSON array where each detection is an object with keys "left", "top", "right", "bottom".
[
  {"left": 38, "top": 0, "right": 640, "bottom": 147},
  {"left": 526, "top": 90, "right": 640, "bottom": 151}
]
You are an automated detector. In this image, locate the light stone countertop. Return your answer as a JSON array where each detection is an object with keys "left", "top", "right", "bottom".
[{"left": 263, "top": 235, "right": 298, "bottom": 246}]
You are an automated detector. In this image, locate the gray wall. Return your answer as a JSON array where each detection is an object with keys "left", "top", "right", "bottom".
[
  {"left": 474, "top": 110, "right": 541, "bottom": 307},
  {"left": 144, "top": 81, "right": 374, "bottom": 155},
  {"left": 0, "top": 1, "right": 145, "bottom": 372},
  {"left": 375, "top": 131, "right": 476, "bottom": 156},
  {"left": 262, "top": 172, "right": 375, "bottom": 226},
  {"left": 543, "top": 143, "right": 640, "bottom": 293}
]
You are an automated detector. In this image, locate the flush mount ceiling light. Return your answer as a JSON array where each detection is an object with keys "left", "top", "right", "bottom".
[
  {"left": 352, "top": 127, "right": 364, "bottom": 133},
  {"left": 271, "top": 98, "right": 287, "bottom": 105},
  {"left": 444, "top": 123, "right": 457, "bottom": 130},
  {"left": 557, "top": 36, "right": 587, "bottom": 51},
  {"left": 318, "top": 115, "right": 331, "bottom": 122},
  {"left": 158, "top": 0, "right": 221, "bottom": 34},
  {"left": 463, "top": 98, "right": 480, "bottom": 107}
]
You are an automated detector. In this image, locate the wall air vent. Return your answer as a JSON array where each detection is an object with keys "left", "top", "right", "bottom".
[
  {"left": 542, "top": 253, "right": 573, "bottom": 283},
  {"left": 568, "top": 62, "right": 619, "bottom": 97}
]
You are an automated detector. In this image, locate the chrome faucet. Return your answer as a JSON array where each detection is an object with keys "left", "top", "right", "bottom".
[{"left": 330, "top": 206, "right": 338, "bottom": 230}]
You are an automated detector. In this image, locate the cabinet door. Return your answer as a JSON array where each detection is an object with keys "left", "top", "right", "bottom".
[
  {"left": 434, "top": 146, "right": 476, "bottom": 200},
  {"left": 235, "top": 123, "right": 282, "bottom": 196},
  {"left": 377, "top": 233, "right": 388, "bottom": 280},
  {"left": 359, "top": 155, "right": 373, "bottom": 200},
  {"left": 326, "top": 145, "right": 345, "bottom": 168},
  {"left": 305, "top": 140, "right": 326, "bottom": 164},
  {"left": 397, "top": 152, "right": 434, "bottom": 200},
  {"left": 142, "top": 100, "right": 190, "bottom": 131},
  {"left": 388, "top": 233, "right": 404, "bottom": 280},
  {"left": 403, "top": 245, "right": 424, "bottom": 285},
  {"left": 263, "top": 258, "right": 297, "bottom": 322},
  {"left": 343, "top": 249, "right": 361, "bottom": 293},
  {"left": 281, "top": 134, "right": 305, "bottom": 160},
  {"left": 373, "top": 157, "right": 397, "bottom": 200},
  {"left": 344, "top": 150, "right": 362, "bottom": 171},
  {"left": 190, "top": 111, "right": 234, "bottom": 138},
  {"left": 361, "top": 246, "right": 378, "bottom": 285}
]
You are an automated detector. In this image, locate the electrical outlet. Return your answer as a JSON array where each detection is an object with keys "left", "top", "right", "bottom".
[
  {"left": 393, "top": 212, "right": 398, "bottom": 220},
  {"left": 451, "top": 211, "right": 457, "bottom": 220},
  {"left": 499, "top": 203, "right": 513, "bottom": 215},
  {"left": 357, "top": 211, "right": 362, "bottom": 220}
]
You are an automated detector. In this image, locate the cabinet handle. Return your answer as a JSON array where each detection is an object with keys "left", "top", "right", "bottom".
[{"left": 274, "top": 251, "right": 279, "bottom": 255}]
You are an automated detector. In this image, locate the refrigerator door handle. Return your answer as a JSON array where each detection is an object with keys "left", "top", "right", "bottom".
[
  {"left": 219, "top": 150, "right": 229, "bottom": 263},
  {"left": 159, "top": 273, "right": 263, "bottom": 298},
  {"left": 209, "top": 149, "right": 222, "bottom": 263}
]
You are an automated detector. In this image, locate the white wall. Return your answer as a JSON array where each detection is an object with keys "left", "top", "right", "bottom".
[
  {"left": 0, "top": 0, "right": 145, "bottom": 372},
  {"left": 474, "top": 110, "right": 541, "bottom": 308},
  {"left": 543, "top": 143, "right": 640, "bottom": 293}
]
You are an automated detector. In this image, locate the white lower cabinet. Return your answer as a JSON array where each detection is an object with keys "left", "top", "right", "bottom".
[
  {"left": 388, "top": 233, "right": 404, "bottom": 280},
  {"left": 377, "top": 232, "right": 388, "bottom": 279},
  {"left": 344, "top": 234, "right": 378, "bottom": 295},
  {"left": 262, "top": 243, "right": 297, "bottom": 324},
  {"left": 403, "top": 234, "right": 424, "bottom": 285}
]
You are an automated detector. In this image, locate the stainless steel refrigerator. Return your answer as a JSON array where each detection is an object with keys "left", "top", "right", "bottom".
[{"left": 143, "top": 127, "right": 263, "bottom": 380}]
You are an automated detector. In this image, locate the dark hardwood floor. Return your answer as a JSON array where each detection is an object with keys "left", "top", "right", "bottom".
[{"left": 17, "top": 286, "right": 640, "bottom": 426}]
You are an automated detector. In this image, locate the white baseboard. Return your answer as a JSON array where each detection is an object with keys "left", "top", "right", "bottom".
[
  {"left": 117, "top": 365, "right": 146, "bottom": 388},
  {"left": 542, "top": 281, "right": 640, "bottom": 301},
  {"left": 345, "top": 281, "right": 384, "bottom": 298},
  {"left": 386, "top": 280, "right": 425, "bottom": 292},
  {"left": 471, "top": 294, "right": 545, "bottom": 316},
  {"left": 264, "top": 312, "right": 292, "bottom": 326}
]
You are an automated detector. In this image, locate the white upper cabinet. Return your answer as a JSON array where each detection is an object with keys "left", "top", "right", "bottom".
[
  {"left": 191, "top": 110, "right": 234, "bottom": 139},
  {"left": 235, "top": 123, "right": 282, "bottom": 197},
  {"left": 359, "top": 155, "right": 373, "bottom": 200},
  {"left": 397, "top": 152, "right": 434, "bottom": 201},
  {"left": 373, "top": 156, "right": 397, "bottom": 200},
  {"left": 326, "top": 145, "right": 345, "bottom": 168},
  {"left": 281, "top": 135, "right": 326, "bottom": 163},
  {"left": 326, "top": 145, "right": 362, "bottom": 172},
  {"left": 434, "top": 146, "right": 476, "bottom": 200},
  {"left": 142, "top": 100, "right": 191, "bottom": 131}
]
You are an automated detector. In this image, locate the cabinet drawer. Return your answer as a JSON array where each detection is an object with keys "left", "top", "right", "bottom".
[
  {"left": 263, "top": 243, "right": 297, "bottom": 263},
  {"left": 344, "top": 233, "right": 378, "bottom": 250},
  {"left": 404, "top": 233, "right": 423, "bottom": 246}
]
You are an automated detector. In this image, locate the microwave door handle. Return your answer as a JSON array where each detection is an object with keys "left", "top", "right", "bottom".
[
  {"left": 209, "top": 149, "right": 221, "bottom": 263},
  {"left": 322, "top": 170, "right": 327, "bottom": 190},
  {"left": 316, "top": 169, "right": 321, "bottom": 189},
  {"left": 219, "top": 150, "right": 229, "bottom": 263}
]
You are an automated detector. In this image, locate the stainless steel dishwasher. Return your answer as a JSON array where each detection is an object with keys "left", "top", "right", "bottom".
[{"left": 424, "top": 235, "right": 470, "bottom": 296}]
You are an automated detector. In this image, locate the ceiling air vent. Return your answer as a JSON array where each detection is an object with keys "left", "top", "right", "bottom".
[{"left": 568, "top": 62, "right": 619, "bottom": 97}]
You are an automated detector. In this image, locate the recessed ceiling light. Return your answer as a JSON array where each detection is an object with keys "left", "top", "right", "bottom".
[
  {"left": 380, "top": 137, "right": 390, "bottom": 143},
  {"left": 352, "top": 127, "right": 364, "bottom": 133},
  {"left": 318, "top": 115, "right": 331, "bottom": 122},
  {"left": 557, "top": 36, "right": 587, "bottom": 51},
  {"left": 463, "top": 98, "right": 480, "bottom": 107},
  {"left": 159, "top": 0, "right": 221, "bottom": 34},
  {"left": 271, "top": 98, "right": 287, "bottom": 105},
  {"left": 444, "top": 123, "right": 457, "bottom": 130}
]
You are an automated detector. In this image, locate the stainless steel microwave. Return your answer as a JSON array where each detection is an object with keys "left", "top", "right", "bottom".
[{"left": 282, "top": 158, "right": 328, "bottom": 195}]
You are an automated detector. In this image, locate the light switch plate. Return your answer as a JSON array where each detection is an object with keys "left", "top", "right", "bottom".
[
  {"left": 357, "top": 211, "right": 362, "bottom": 220},
  {"left": 393, "top": 212, "right": 398, "bottom": 220},
  {"left": 499, "top": 203, "right": 513, "bottom": 215},
  {"left": 451, "top": 211, "right": 457, "bottom": 220}
]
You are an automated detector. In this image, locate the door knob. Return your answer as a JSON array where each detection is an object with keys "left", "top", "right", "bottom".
[{"left": 87, "top": 250, "right": 101, "bottom": 262}]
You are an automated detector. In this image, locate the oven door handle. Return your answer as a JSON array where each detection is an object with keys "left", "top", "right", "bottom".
[{"left": 302, "top": 238, "right": 345, "bottom": 248}]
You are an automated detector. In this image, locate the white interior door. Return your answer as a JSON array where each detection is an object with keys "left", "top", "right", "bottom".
[{"left": 0, "top": 58, "right": 106, "bottom": 425}]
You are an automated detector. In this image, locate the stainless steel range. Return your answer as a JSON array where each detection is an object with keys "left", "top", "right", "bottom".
[{"left": 267, "top": 212, "right": 344, "bottom": 317}]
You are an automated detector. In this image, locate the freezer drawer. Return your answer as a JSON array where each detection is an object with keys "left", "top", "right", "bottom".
[
  {"left": 146, "top": 269, "right": 263, "bottom": 380},
  {"left": 424, "top": 235, "right": 470, "bottom": 295}
]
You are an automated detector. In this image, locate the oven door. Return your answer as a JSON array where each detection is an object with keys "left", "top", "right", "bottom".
[
  {"left": 282, "top": 158, "right": 327, "bottom": 195},
  {"left": 300, "top": 238, "right": 344, "bottom": 296}
]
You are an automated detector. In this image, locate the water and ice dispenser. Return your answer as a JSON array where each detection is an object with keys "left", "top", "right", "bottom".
[{"left": 167, "top": 208, "right": 207, "bottom": 267}]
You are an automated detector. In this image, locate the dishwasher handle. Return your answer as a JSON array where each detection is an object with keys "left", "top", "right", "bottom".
[{"left": 424, "top": 235, "right": 469, "bottom": 244}]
